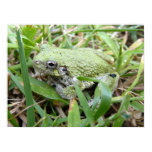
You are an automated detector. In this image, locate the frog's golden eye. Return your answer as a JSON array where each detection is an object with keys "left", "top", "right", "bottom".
[{"left": 46, "top": 60, "right": 58, "bottom": 69}]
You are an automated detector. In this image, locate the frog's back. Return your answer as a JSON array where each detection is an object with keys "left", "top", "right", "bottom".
[{"left": 47, "top": 48, "right": 113, "bottom": 77}]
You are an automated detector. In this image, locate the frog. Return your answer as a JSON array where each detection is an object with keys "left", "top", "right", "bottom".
[{"left": 33, "top": 44, "right": 119, "bottom": 100}]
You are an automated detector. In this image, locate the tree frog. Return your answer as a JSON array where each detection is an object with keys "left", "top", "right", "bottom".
[{"left": 33, "top": 44, "right": 119, "bottom": 100}]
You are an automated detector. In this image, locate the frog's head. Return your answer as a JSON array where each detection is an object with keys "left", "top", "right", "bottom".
[{"left": 33, "top": 50, "right": 68, "bottom": 77}]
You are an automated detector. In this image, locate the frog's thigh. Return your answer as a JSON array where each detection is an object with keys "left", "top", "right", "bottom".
[
  {"left": 83, "top": 81, "right": 94, "bottom": 89},
  {"left": 96, "top": 75, "right": 107, "bottom": 82},
  {"left": 55, "top": 84, "right": 76, "bottom": 100}
]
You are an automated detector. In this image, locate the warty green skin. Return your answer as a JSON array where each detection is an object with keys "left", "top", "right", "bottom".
[{"left": 33, "top": 44, "right": 119, "bottom": 100}]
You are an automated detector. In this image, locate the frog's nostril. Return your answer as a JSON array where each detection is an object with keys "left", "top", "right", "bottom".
[
  {"left": 62, "top": 67, "right": 67, "bottom": 71},
  {"left": 35, "top": 60, "right": 41, "bottom": 64},
  {"left": 109, "top": 73, "right": 116, "bottom": 78}
]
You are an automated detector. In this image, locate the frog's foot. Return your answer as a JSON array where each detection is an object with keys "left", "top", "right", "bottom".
[{"left": 55, "top": 83, "right": 77, "bottom": 100}]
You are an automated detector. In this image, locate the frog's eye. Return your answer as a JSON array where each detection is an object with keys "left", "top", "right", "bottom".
[
  {"left": 46, "top": 60, "right": 58, "bottom": 69},
  {"left": 109, "top": 74, "right": 116, "bottom": 78}
]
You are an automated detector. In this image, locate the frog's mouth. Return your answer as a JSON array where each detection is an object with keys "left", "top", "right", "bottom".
[
  {"left": 51, "top": 69, "right": 60, "bottom": 76},
  {"left": 42, "top": 68, "right": 60, "bottom": 77}
]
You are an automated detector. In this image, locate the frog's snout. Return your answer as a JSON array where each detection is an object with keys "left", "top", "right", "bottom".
[{"left": 34, "top": 60, "right": 42, "bottom": 65}]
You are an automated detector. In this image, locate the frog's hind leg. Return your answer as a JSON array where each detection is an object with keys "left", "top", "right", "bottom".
[{"left": 83, "top": 81, "right": 95, "bottom": 89}]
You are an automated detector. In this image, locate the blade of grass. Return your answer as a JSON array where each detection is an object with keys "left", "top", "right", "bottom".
[
  {"left": 52, "top": 117, "right": 68, "bottom": 127},
  {"left": 61, "top": 25, "right": 73, "bottom": 48},
  {"left": 112, "top": 115, "right": 125, "bottom": 127},
  {"left": 122, "top": 49, "right": 144, "bottom": 57},
  {"left": 116, "top": 43, "right": 123, "bottom": 72},
  {"left": 97, "top": 32, "right": 119, "bottom": 58},
  {"left": 9, "top": 70, "right": 53, "bottom": 126},
  {"left": 80, "top": 119, "right": 89, "bottom": 127},
  {"left": 8, "top": 43, "right": 18, "bottom": 48},
  {"left": 8, "top": 43, "right": 38, "bottom": 50},
  {"left": 47, "top": 25, "right": 52, "bottom": 46},
  {"left": 110, "top": 94, "right": 130, "bottom": 123},
  {"left": 130, "top": 101, "right": 144, "bottom": 112},
  {"left": 77, "top": 76, "right": 112, "bottom": 120},
  {"left": 91, "top": 85, "right": 101, "bottom": 111},
  {"left": 117, "top": 95, "right": 130, "bottom": 114},
  {"left": 8, "top": 110, "right": 19, "bottom": 127},
  {"left": 16, "top": 28, "right": 35, "bottom": 126},
  {"left": 75, "top": 83, "right": 94, "bottom": 125},
  {"left": 68, "top": 99, "right": 81, "bottom": 127},
  {"left": 94, "top": 82, "right": 112, "bottom": 120},
  {"left": 41, "top": 107, "right": 49, "bottom": 127},
  {"left": 73, "top": 28, "right": 144, "bottom": 33},
  {"left": 122, "top": 55, "right": 144, "bottom": 95},
  {"left": 118, "top": 42, "right": 144, "bottom": 72},
  {"left": 82, "top": 30, "right": 96, "bottom": 47},
  {"left": 8, "top": 58, "right": 33, "bottom": 71},
  {"left": 52, "top": 28, "right": 143, "bottom": 43},
  {"left": 29, "top": 77, "right": 69, "bottom": 104},
  {"left": 111, "top": 96, "right": 144, "bottom": 103}
]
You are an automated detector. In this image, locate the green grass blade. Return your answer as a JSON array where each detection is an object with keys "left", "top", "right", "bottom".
[
  {"left": 97, "top": 32, "right": 119, "bottom": 58},
  {"left": 8, "top": 43, "right": 18, "bottom": 48},
  {"left": 77, "top": 76, "right": 112, "bottom": 120},
  {"left": 52, "top": 28, "right": 143, "bottom": 43},
  {"left": 68, "top": 99, "right": 81, "bottom": 127},
  {"left": 91, "top": 85, "right": 101, "bottom": 111},
  {"left": 41, "top": 107, "right": 49, "bottom": 127},
  {"left": 94, "top": 82, "right": 112, "bottom": 120},
  {"left": 80, "top": 119, "right": 89, "bottom": 127},
  {"left": 117, "top": 95, "right": 130, "bottom": 114},
  {"left": 75, "top": 83, "right": 94, "bottom": 125},
  {"left": 130, "top": 101, "right": 144, "bottom": 112},
  {"left": 16, "top": 28, "right": 35, "bottom": 127},
  {"left": 9, "top": 59, "right": 33, "bottom": 71},
  {"left": 111, "top": 96, "right": 144, "bottom": 104},
  {"left": 8, "top": 110, "right": 19, "bottom": 127},
  {"left": 29, "top": 77, "right": 69, "bottom": 104},
  {"left": 122, "top": 49, "right": 144, "bottom": 57},
  {"left": 111, "top": 95, "right": 130, "bottom": 125},
  {"left": 112, "top": 115, "right": 125, "bottom": 127},
  {"left": 8, "top": 42, "right": 39, "bottom": 50},
  {"left": 47, "top": 25, "right": 52, "bottom": 46},
  {"left": 118, "top": 94, "right": 130, "bottom": 113},
  {"left": 73, "top": 28, "right": 144, "bottom": 33},
  {"left": 22, "top": 35, "right": 36, "bottom": 46},
  {"left": 8, "top": 70, "right": 24, "bottom": 94},
  {"left": 9, "top": 70, "right": 53, "bottom": 126},
  {"left": 116, "top": 43, "right": 123, "bottom": 73},
  {"left": 123, "top": 56, "right": 144, "bottom": 95},
  {"left": 53, "top": 117, "right": 68, "bottom": 127},
  {"left": 82, "top": 30, "right": 96, "bottom": 47}
]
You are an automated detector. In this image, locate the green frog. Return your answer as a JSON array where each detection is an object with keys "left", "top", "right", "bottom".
[{"left": 33, "top": 44, "right": 119, "bottom": 100}]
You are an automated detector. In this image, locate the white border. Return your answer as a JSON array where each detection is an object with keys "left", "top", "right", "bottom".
[{"left": 0, "top": 0, "right": 152, "bottom": 152}]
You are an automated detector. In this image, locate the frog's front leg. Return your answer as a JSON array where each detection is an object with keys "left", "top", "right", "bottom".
[
  {"left": 54, "top": 80, "right": 90, "bottom": 100},
  {"left": 55, "top": 83, "right": 77, "bottom": 100}
]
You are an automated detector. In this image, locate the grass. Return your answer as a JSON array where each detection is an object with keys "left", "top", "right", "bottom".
[
  {"left": 8, "top": 25, "right": 144, "bottom": 127},
  {"left": 16, "top": 29, "right": 35, "bottom": 126}
]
